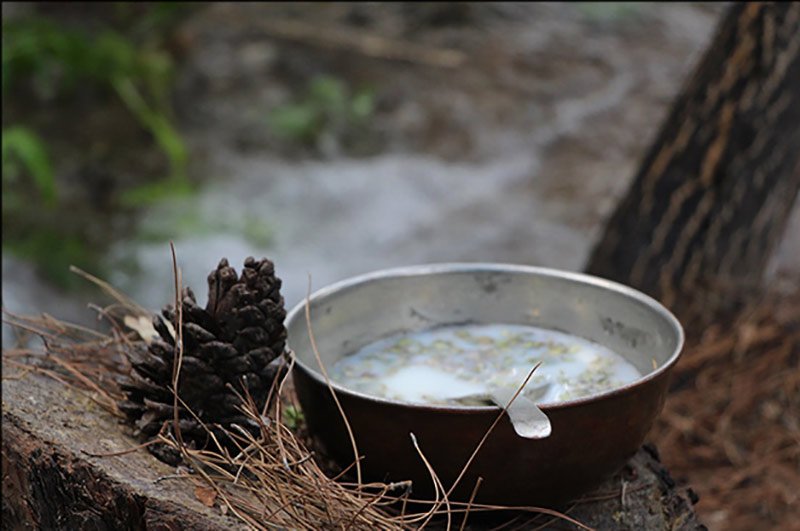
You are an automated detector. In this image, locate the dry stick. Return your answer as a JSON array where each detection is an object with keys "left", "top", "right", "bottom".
[
  {"left": 426, "top": 360, "right": 591, "bottom": 531},
  {"left": 509, "top": 513, "right": 553, "bottom": 531},
  {"left": 265, "top": 354, "right": 291, "bottom": 418},
  {"left": 445, "top": 362, "right": 542, "bottom": 500},
  {"left": 261, "top": 405, "right": 298, "bottom": 516},
  {"left": 232, "top": 442, "right": 258, "bottom": 486},
  {"left": 3, "top": 358, "right": 119, "bottom": 416},
  {"left": 1, "top": 364, "right": 33, "bottom": 381},
  {"left": 173, "top": 393, "right": 229, "bottom": 458},
  {"left": 574, "top": 484, "right": 648, "bottom": 504},
  {"left": 81, "top": 439, "right": 162, "bottom": 458},
  {"left": 48, "top": 356, "right": 114, "bottom": 402},
  {"left": 303, "top": 273, "right": 363, "bottom": 488},
  {"left": 193, "top": 462, "right": 267, "bottom": 531},
  {"left": 32, "top": 311, "right": 106, "bottom": 341},
  {"left": 455, "top": 505, "right": 592, "bottom": 531},
  {"left": 527, "top": 515, "right": 560, "bottom": 531},
  {"left": 410, "top": 504, "right": 591, "bottom": 531},
  {"left": 48, "top": 356, "right": 122, "bottom": 416},
  {"left": 400, "top": 485, "right": 411, "bottom": 522},
  {"left": 46, "top": 312, "right": 109, "bottom": 340},
  {"left": 304, "top": 456, "right": 337, "bottom": 529},
  {"left": 237, "top": 415, "right": 311, "bottom": 524},
  {"left": 70, "top": 265, "right": 150, "bottom": 317},
  {"left": 86, "top": 303, "right": 129, "bottom": 338},
  {"left": 38, "top": 313, "right": 68, "bottom": 334},
  {"left": 407, "top": 432, "right": 448, "bottom": 530},
  {"left": 459, "top": 477, "right": 483, "bottom": 531},
  {"left": 273, "top": 356, "right": 296, "bottom": 470},
  {"left": 344, "top": 485, "right": 393, "bottom": 531},
  {"left": 169, "top": 242, "right": 187, "bottom": 452},
  {"left": 228, "top": 384, "right": 268, "bottom": 461},
  {"left": 328, "top": 457, "right": 366, "bottom": 483},
  {"left": 1, "top": 313, "right": 70, "bottom": 341},
  {"left": 488, "top": 514, "right": 524, "bottom": 531},
  {"left": 361, "top": 484, "right": 592, "bottom": 527},
  {"left": 262, "top": 486, "right": 316, "bottom": 524},
  {"left": 519, "top": 504, "right": 580, "bottom": 531}
]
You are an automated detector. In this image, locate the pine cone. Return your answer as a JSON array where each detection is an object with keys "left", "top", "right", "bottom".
[{"left": 118, "top": 257, "right": 287, "bottom": 465}]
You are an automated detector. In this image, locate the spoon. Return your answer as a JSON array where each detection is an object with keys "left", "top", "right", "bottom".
[
  {"left": 378, "top": 365, "right": 552, "bottom": 438},
  {"left": 450, "top": 383, "right": 553, "bottom": 439}
]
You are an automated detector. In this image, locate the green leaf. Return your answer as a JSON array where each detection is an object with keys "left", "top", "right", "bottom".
[
  {"left": 1, "top": 126, "right": 57, "bottom": 204},
  {"left": 3, "top": 15, "right": 186, "bottom": 182},
  {"left": 93, "top": 31, "right": 137, "bottom": 80},
  {"left": 309, "top": 75, "right": 347, "bottom": 113},
  {"left": 268, "top": 104, "right": 320, "bottom": 141},
  {"left": 282, "top": 405, "right": 304, "bottom": 430},
  {"left": 350, "top": 90, "right": 375, "bottom": 121},
  {"left": 112, "top": 76, "right": 187, "bottom": 182},
  {"left": 119, "top": 178, "right": 193, "bottom": 207}
]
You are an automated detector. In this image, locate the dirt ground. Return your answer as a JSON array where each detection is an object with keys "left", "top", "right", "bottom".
[{"left": 4, "top": 2, "right": 799, "bottom": 529}]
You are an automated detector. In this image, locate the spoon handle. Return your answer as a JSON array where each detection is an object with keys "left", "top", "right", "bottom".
[{"left": 488, "top": 387, "right": 552, "bottom": 439}]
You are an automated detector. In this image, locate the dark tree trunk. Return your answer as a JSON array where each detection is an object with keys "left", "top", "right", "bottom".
[{"left": 586, "top": 2, "right": 800, "bottom": 321}]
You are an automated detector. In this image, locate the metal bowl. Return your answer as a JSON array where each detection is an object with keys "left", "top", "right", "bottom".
[{"left": 286, "top": 263, "right": 683, "bottom": 506}]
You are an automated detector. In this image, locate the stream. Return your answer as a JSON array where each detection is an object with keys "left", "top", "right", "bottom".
[{"left": 3, "top": 3, "right": 797, "bottom": 345}]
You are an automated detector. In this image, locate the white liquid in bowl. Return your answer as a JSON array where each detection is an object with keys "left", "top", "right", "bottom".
[{"left": 329, "top": 323, "right": 642, "bottom": 405}]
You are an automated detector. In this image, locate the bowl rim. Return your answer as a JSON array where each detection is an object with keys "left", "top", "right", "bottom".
[{"left": 285, "top": 262, "right": 685, "bottom": 412}]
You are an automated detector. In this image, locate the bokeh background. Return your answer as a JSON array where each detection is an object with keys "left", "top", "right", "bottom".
[{"left": 3, "top": 3, "right": 799, "bottom": 528}]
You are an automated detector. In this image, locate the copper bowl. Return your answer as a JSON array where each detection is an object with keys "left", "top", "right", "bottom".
[{"left": 286, "top": 263, "right": 683, "bottom": 506}]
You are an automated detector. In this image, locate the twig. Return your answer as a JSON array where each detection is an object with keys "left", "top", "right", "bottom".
[
  {"left": 70, "top": 265, "right": 150, "bottom": 317},
  {"left": 303, "top": 273, "right": 363, "bottom": 489},
  {"left": 445, "top": 362, "right": 542, "bottom": 499},
  {"left": 410, "top": 432, "right": 450, "bottom": 530},
  {"left": 169, "top": 242, "right": 186, "bottom": 452},
  {"left": 459, "top": 477, "right": 483, "bottom": 531},
  {"left": 81, "top": 439, "right": 161, "bottom": 458}
]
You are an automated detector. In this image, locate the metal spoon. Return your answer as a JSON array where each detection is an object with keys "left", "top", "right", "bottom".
[{"left": 450, "top": 383, "right": 553, "bottom": 439}]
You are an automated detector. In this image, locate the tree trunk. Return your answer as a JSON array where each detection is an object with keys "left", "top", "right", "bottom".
[
  {"left": 1, "top": 371, "right": 244, "bottom": 531},
  {"left": 586, "top": 2, "right": 800, "bottom": 322}
]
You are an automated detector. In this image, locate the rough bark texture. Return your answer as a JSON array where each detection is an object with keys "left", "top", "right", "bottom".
[
  {"left": 586, "top": 2, "right": 800, "bottom": 321},
  {"left": 2, "top": 370, "right": 702, "bottom": 530},
  {"left": 2, "top": 372, "right": 244, "bottom": 531}
]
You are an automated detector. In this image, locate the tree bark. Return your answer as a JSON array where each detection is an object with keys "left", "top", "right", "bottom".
[
  {"left": 586, "top": 2, "right": 800, "bottom": 321},
  {"left": 2, "top": 370, "right": 703, "bottom": 530},
  {"left": 1, "top": 371, "right": 244, "bottom": 531}
]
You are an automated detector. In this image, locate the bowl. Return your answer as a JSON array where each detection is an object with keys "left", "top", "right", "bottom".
[{"left": 286, "top": 263, "right": 683, "bottom": 507}]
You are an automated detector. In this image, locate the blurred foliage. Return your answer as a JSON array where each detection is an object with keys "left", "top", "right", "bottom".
[
  {"left": 137, "top": 208, "right": 274, "bottom": 249},
  {"left": 2, "top": 126, "right": 56, "bottom": 205},
  {"left": 118, "top": 177, "right": 195, "bottom": 207},
  {"left": 2, "top": 9, "right": 188, "bottom": 185},
  {"left": 268, "top": 75, "right": 376, "bottom": 149},
  {"left": 5, "top": 230, "right": 102, "bottom": 289},
  {"left": 2, "top": 3, "right": 193, "bottom": 288},
  {"left": 282, "top": 405, "right": 304, "bottom": 431},
  {"left": 575, "top": 2, "right": 644, "bottom": 22}
]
